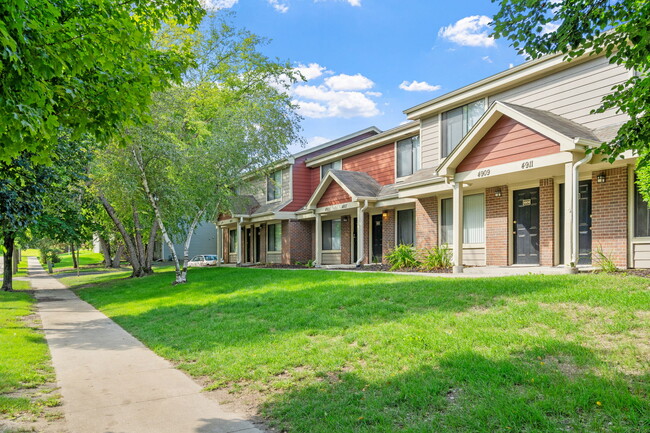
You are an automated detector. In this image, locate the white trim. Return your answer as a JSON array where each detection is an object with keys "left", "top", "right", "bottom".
[
  {"left": 454, "top": 153, "right": 574, "bottom": 183},
  {"left": 293, "top": 126, "right": 382, "bottom": 159}
]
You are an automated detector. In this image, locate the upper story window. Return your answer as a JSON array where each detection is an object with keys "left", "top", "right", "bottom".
[
  {"left": 441, "top": 99, "right": 486, "bottom": 158},
  {"left": 321, "top": 160, "right": 342, "bottom": 179},
  {"left": 266, "top": 170, "right": 282, "bottom": 202},
  {"left": 634, "top": 178, "right": 650, "bottom": 237},
  {"left": 396, "top": 135, "right": 420, "bottom": 178}
]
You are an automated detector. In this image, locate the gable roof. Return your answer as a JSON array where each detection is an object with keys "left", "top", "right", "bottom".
[
  {"left": 437, "top": 101, "right": 602, "bottom": 178},
  {"left": 305, "top": 169, "right": 383, "bottom": 209}
]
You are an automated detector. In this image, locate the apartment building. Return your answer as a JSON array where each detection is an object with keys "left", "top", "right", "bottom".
[{"left": 218, "top": 51, "right": 649, "bottom": 272}]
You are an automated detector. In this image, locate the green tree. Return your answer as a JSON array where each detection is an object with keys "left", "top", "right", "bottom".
[
  {"left": 0, "top": 0, "right": 204, "bottom": 163},
  {"left": 491, "top": 0, "right": 649, "bottom": 164}
]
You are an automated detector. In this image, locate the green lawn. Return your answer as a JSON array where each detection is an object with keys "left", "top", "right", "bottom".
[
  {"left": 67, "top": 268, "right": 649, "bottom": 433},
  {"left": 14, "top": 255, "right": 29, "bottom": 277},
  {"left": 53, "top": 250, "right": 104, "bottom": 269},
  {"left": 0, "top": 281, "right": 57, "bottom": 419}
]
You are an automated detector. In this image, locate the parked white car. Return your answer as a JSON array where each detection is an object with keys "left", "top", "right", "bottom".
[{"left": 187, "top": 255, "right": 220, "bottom": 267}]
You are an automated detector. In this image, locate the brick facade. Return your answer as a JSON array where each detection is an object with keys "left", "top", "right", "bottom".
[
  {"left": 285, "top": 220, "right": 314, "bottom": 265},
  {"left": 486, "top": 185, "right": 509, "bottom": 266},
  {"left": 415, "top": 197, "right": 438, "bottom": 250},
  {"left": 539, "top": 178, "right": 554, "bottom": 266},
  {"left": 341, "top": 217, "right": 351, "bottom": 264},
  {"left": 382, "top": 210, "right": 395, "bottom": 264},
  {"left": 592, "top": 167, "right": 628, "bottom": 268}
]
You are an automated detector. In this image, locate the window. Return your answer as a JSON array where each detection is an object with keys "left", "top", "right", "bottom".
[
  {"left": 396, "top": 136, "right": 420, "bottom": 178},
  {"left": 267, "top": 223, "right": 282, "bottom": 251},
  {"left": 441, "top": 99, "right": 486, "bottom": 157},
  {"left": 635, "top": 179, "right": 650, "bottom": 237},
  {"left": 440, "top": 194, "right": 485, "bottom": 244},
  {"left": 321, "top": 160, "right": 342, "bottom": 178},
  {"left": 267, "top": 170, "right": 282, "bottom": 202},
  {"left": 397, "top": 209, "right": 415, "bottom": 245},
  {"left": 322, "top": 219, "right": 341, "bottom": 250},
  {"left": 229, "top": 229, "right": 237, "bottom": 253}
]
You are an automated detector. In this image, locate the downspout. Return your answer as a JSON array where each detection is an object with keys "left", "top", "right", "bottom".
[
  {"left": 355, "top": 200, "right": 370, "bottom": 267},
  {"left": 570, "top": 149, "right": 593, "bottom": 267}
]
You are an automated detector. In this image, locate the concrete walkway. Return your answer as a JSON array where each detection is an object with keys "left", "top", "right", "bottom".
[{"left": 28, "top": 257, "right": 263, "bottom": 433}]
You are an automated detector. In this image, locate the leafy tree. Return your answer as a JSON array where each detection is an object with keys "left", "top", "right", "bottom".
[
  {"left": 0, "top": 0, "right": 204, "bottom": 163},
  {"left": 96, "top": 18, "right": 303, "bottom": 284},
  {"left": 491, "top": 0, "right": 649, "bottom": 164}
]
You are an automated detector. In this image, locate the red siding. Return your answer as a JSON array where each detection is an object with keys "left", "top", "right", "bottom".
[
  {"left": 343, "top": 143, "right": 395, "bottom": 185},
  {"left": 456, "top": 116, "right": 560, "bottom": 173},
  {"left": 282, "top": 131, "right": 378, "bottom": 212},
  {"left": 318, "top": 182, "right": 351, "bottom": 207}
]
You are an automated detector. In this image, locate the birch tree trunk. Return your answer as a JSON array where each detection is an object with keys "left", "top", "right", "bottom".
[
  {"left": 145, "top": 220, "right": 158, "bottom": 270},
  {"left": 178, "top": 209, "right": 205, "bottom": 283},
  {"left": 98, "top": 236, "right": 113, "bottom": 268},
  {"left": 112, "top": 244, "right": 125, "bottom": 269}
]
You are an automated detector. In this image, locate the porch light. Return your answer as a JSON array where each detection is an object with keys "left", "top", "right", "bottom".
[
  {"left": 382, "top": 210, "right": 388, "bottom": 219},
  {"left": 342, "top": 216, "right": 349, "bottom": 222},
  {"left": 494, "top": 189, "right": 502, "bottom": 197},
  {"left": 597, "top": 173, "right": 606, "bottom": 183}
]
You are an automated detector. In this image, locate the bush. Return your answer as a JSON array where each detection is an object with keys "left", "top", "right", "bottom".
[
  {"left": 421, "top": 244, "right": 452, "bottom": 271},
  {"left": 39, "top": 248, "right": 61, "bottom": 265},
  {"left": 386, "top": 244, "right": 420, "bottom": 271},
  {"left": 593, "top": 247, "right": 617, "bottom": 273}
]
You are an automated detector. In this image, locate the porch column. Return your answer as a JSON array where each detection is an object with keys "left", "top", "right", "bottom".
[
  {"left": 563, "top": 161, "right": 575, "bottom": 267},
  {"left": 216, "top": 226, "right": 222, "bottom": 266},
  {"left": 452, "top": 182, "right": 464, "bottom": 273},
  {"left": 356, "top": 206, "right": 364, "bottom": 265},
  {"left": 236, "top": 219, "right": 243, "bottom": 265},
  {"left": 315, "top": 213, "right": 322, "bottom": 266}
]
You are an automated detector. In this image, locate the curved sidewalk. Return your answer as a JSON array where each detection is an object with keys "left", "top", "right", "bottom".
[{"left": 29, "top": 257, "right": 262, "bottom": 433}]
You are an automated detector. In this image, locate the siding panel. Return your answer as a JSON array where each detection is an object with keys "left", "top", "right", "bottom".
[
  {"left": 343, "top": 143, "right": 395, "bottom": 185},
  {"left": 633, "top": 243, "right": 650, "bottom": 269},
  {"left": 318, "top": 182, "right": 352, "bottom": 207},
  {"left": 421, "top": 116, "right": 439, "bottom": 169}
]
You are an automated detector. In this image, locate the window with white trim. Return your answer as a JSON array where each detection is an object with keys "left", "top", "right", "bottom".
[
  {"left": 634, "top": 178, "right": 650, "bottom": 237},
  {"left": 267, "top": 223, "right": 282, "bottom": 251},
  {"left": 396, "top": 136, "right": 420, "bottom": 178},
  {"left": 322, "top": 219, "right": 341, "bottom": 250},
  {"left": 397, "top": 209, "right": 415, "bottom": 245},
  {"left": 321, "top": 160, "right": 342, "bottom": 179},
  {"left": 441, "top": 99, "right": 486, "bottom": 158},
  {"left": 440, "top": 193, "right": 485, "bottom": 244},
  {"left": 267, "top": 170, "right": 282, "bottom": 202}
]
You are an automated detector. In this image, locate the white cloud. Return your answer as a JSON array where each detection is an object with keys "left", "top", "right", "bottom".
[
  {"left": 399, "top": 80, "right": 441, "bottom": 92},
  {"left": 201, "top": 0, "right": 238, "bottom": 10},
  {"left": 295, "top": 63, "right": 328, "bottom": 81},
  {"left": 509, "top": 63, "right": 514, "bottom": 69},
  {"left": 365, "top": 91, "right": 382, "bottom": 97},
  {"left": 292, "top": 84, "right": 380, "bottom": 118},
  {"left": 540, "top": 22, "right": 560, "bottom": 35},
  {"left": 268, "top": 0, "right": 289, "bottom": 13},
  {"left": 438, "top": 15, "right": 495, "bottom": 47},
  {"left": 324, "top": 73, "right": 374, "bottom": 91},
  {"left": 481, "top": 56, "right": 493, "bottom": 63}
]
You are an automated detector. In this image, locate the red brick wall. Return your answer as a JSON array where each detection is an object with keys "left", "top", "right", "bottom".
[
  {"left": 343, "top": 143, "right": 395, "bottom": 185},
  {"left": 486, "top": 186, "right": 509, "bottom": 266},
  {"left": 592, "top": 167, "right": 628, "bottom": 268},
  {"left": 456, "top": 116, "right": 560, "bottom": 173},
  {"left": 223, "top": 229, "right": 230, "bottom": 263},
  {"left": 415, "top": 197, "right": 438, "bottom": 250},
  {"left": 382, "top": 210, "right": 396, "bottom": 264},
  {"left": 341, "top": 217, "right": 351, "bottom": 264},
  {"left": 318, "top": 181, "right": 351, "bottom": 207},
  {"left": 286, "top": 220, "right": 314, "bottom": 264},
  {"left": 539, "top": 178, "right": 554, "bottom": 266}
]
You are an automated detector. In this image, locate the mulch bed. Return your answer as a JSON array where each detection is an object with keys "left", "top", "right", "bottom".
[{"left": 620, "top": 269, "right": 650, "bottom": 278}]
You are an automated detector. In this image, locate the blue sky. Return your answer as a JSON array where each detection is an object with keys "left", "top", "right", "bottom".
[{"left": 205, "top": 0, "right": 524, "bottom": 153}]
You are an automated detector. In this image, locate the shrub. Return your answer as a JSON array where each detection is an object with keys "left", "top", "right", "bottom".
[
  {"left": 386, "top": 244, "right": 420, "bottom": 271},
  {"left": 593, "top": 247, "right": 617, "bottom": 273},
  {"left": 421, "top": 244, "right": 452, "bottom": 271}
]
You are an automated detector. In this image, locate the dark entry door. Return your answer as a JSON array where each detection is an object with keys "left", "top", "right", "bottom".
[
  {"left": 559, "top": 181, "right": 592, "bottom": 265},
  {"left": 371, "top": 214, "right": 383, "bottom": 263},
  {"left": 352, "top": 218, "right": 358, "bottom": 263},
  {"left": 255, "top": 227, "right": 261, "bottom": 263},
  {"left": 513, "top": 188, "right": 540, "bottom": 264},
  {"left": 577, "top": 180, "right": 592, "bottom": 265}
]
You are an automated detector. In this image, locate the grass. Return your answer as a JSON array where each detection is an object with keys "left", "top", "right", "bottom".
[
  {"left": 14, "top": 256, "right": 29, "bottom": 278},
  {"left": 21, "top": 249, "right": 40, "bottom": 257},
  {"left": 66, "top": 268, "right": 650, "bottom": 433},
  {"left": 0, "top": 281, "right": 58, "bottom": 420},
  {"left": 52, "top": 250, "right": 104, "bottom": 269}
]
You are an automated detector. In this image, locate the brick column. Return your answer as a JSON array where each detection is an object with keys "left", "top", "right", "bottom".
[
  {"left": 592, "top": 167, "right": 628, "bottom": 268},
  {"left": 281, "top": 220, "right": 290, "bottom": 264},
  {"left": 341, "top": 216, "right": 352, "bottom": 264},
  {"left": 382, "top": 210, "right": 395, "bottom": 264},
  {"left": 415, "top": 197, "right": 438, "bottom": 250},
  {"left": 539, "top": 178, "right": 555, "bottom": 266},
  {"left": 259, "top": 225, "right": 267, "bottom": 263},
  {"left": 288, "top": 220, "right": 314, "bottom": 265},
  {"left": 486, "top": 186, "right": 509, "bottom": 266},
  {"left": 223, "top": 229, "right": 230, "bottom": 264}
]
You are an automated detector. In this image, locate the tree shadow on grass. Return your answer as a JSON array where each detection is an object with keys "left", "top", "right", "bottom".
[{"left": 262, "top": 346, "right": 650, "bottom": 433}]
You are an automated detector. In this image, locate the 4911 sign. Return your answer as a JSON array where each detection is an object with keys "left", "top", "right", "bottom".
[{"left": 521, "top": 160, "right": 534, "bottom": 169}]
